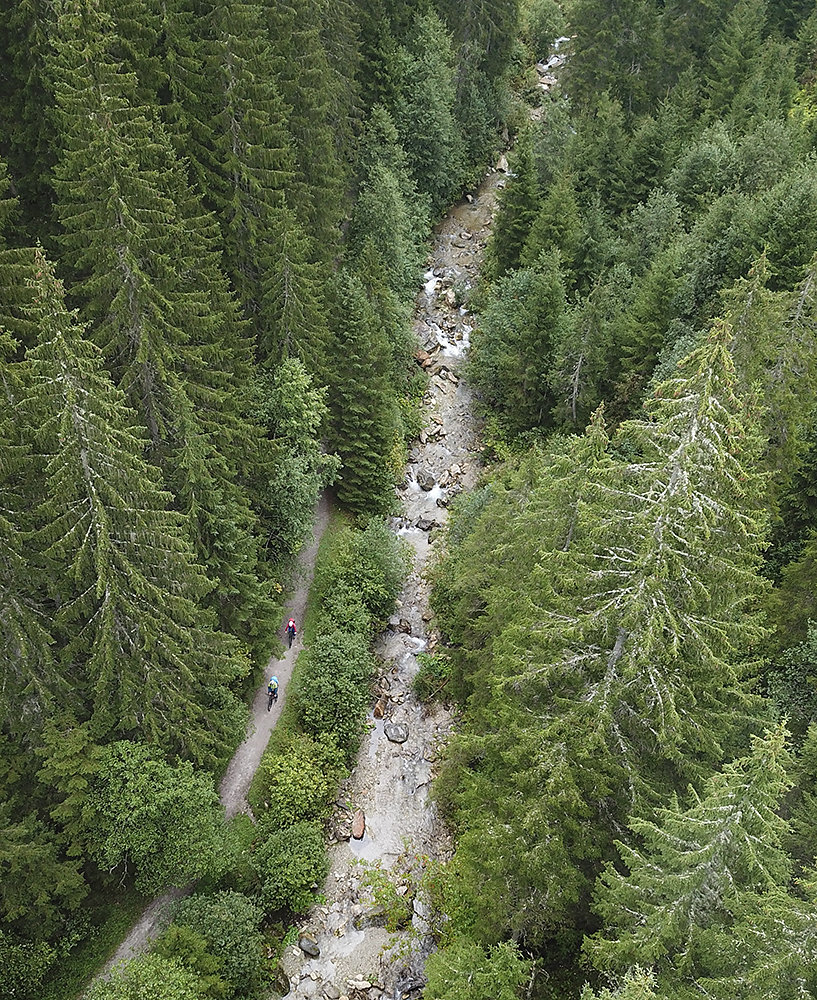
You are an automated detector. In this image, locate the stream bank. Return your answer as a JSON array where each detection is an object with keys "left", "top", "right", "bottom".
[{"left": 278, "top": 169, "right": 504, "bottom": 1000}]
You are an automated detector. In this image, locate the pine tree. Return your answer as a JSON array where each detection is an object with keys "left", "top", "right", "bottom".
[
  {"left": 173, "top": 0, "right": 298, "bottom": 341},
  {"left": 348, "top": 105, "right": 429, "bottom": 298},
  {"left": 22, "top": 251, "right": 248, "bottom": 767},
  {"left": 0, "top": 330, "right": 57, "bottom": 738},
  {"left": 705, "top": 0, "right": 767, "bottom": 120},
  {"left": 487, "top": 129, "right": 540, "bottom": 278},
  {"left": 50, "top": 0, "right": 277, "bottom": 660},
  {"left": 263, "top": 0, "right": 346, "bottom": 256},
  {"left": 587, "top": 728, "right": 793, "bottom": 983},
  {"left": 391, "top": 9, "right": 466, "bottom": 215},
  {"left": 259, "top": 204, "right": 329, "bottom": 366},
  {"left": 325, "top": 269, "right": 399, "bottom": 513}
]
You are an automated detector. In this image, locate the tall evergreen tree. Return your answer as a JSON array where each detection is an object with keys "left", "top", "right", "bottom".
[
  {"left": 325, "top": 269, "right": 399, "bottom": 513},
  {"left": 391, "top": 9, "right": 466, "bottom": 215},
  {"left": 50, "top": 0, "right": 276, "bottom": 660},
  {"left": 22, "top": 250, "right": 248, "bottom": 766}
]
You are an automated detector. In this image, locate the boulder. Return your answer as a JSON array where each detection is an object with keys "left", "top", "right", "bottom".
[
  {"left": 496, "top": 153, "right": 510, "bottom": 173},
  {"left": 373, "top": 698, "right": 386, "bottom": 719},
  {"left": 385, "top": 723, "right": 409, "bottom": 744},
  {"left": 415, "top": 467, "right": 436, "bottom": 491},
  {"left": 416, "top": 518, "right": 440, "bottom": 532},
  {"left": 324, "top": 986, "right": 342, "bottom": 1000},
  {"left": 352, "top": 809, "right": 366, "bottom": 839},
  {"left": 299, "top": 935, "right": 320, "bottom": 958}
]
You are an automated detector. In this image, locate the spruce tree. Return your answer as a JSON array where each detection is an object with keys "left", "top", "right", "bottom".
[
  {"left": 50, "top": 0, "right": 276, "bottom": 660},
  {"left": 325, "top": 269, "right": 399, "bottom": 513},
  {"left": 263, "top": 0, "right": 346, "bottom": 256},
  {"left": 587, "top": 727, "right": 794, "bottom": 986},
  {"left": 391, "top": 9, "right": 466, "bottom": 215},
  {"left": 22, "top": 251, "right": 248, "bottom": 767}
]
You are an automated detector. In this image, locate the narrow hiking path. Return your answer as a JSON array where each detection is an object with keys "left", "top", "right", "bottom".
[
  {"left": 277, "top": 169, "right": 504, "bottom": 1000},
  {"left": 98, "top": 493, "right": 332, "bottom": 976}
]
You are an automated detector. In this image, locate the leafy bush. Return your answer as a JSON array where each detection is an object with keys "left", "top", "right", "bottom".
[
  {"left": 84, "top": 954, "right": 203, "bottom": 1000},
  {"left": 252, "top": 733, "right": 346, "bottom": 830},
  {"left": 317, "top": 520, "right": 409, "bottom": 625},
  {"left": 88, "top": 742, "right": 227, "bottom": 894},
  {"left": 413, "top": 653, "right": 451, "bottom": 702},
  {"left": 296, "top": 630, "right": 374, "bottom": 747},
  {"left": 357, "top": 861, "right": 412, "bottom": 931},
  {"left": 153, "top": 925, "right": 228, "bottom": 999},
  {"left": 253, "top": 821, "right": 329, "bottom": 914},
  {"left": 424, "top": 936, "right": 532, "bottom": 1000},
  {"left": 318, "top": 580, "right": 372, "bottom": 635},
  {"left": 1, "top": 930, "right": 56, "bottom": 1000},
  {"left": 172, "top": 891, "right": 265, "bottom": 998}
]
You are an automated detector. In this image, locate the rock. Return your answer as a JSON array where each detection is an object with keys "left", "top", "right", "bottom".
[
  {"left": 324, "top": 986, "right": 342, "bottom": 1000},
  {"left": 436, "top": 497, "right": 448, "bottom": 509},
  {"left": 373, "top": 698, "right": 386, "bottom": 719},
  {"left": 496, "top": 153, "right": 510, "bottom": 173},
  {"left": 466, "top": 193, "right": 474, "bottom": 203},
  {"left": 299, "top": 977, "right": 319, "bottom": 997},
  {"left": 415, "top": 467, "right": 436, "bottom": 491},
  {"left": 445, "top": 288, "right": 457, "bottom": 307},
  {"left": 416, "top": 518, "right": 440, "bottom": 532},
  {"left": 385, "top": 723, "right": 409, "bottom": 744},
  {"left": 414, "top": 348, "right": 431, "bottom": 367},
  {"left": 388, "top": 615, "right": 400, "bottom": 629},
  {"left": 352, "top": 808, "right": 366, "bottom": 839},
  {"left": 299, "top": 935, "right": 320, "bottom": 957},
  {"left": 398, "top": 617, "right": 412, "bottom": 634},
  {"left": 422, "top": 609, "right": 434, "bottom": 622}
]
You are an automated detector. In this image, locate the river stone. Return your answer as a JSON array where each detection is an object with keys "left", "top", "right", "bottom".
[
  {"left": 415, "top": 467, "right": 436, "bottom": 491},
  {"left": 324, "top": 986, "right": 341, "bottom": 1000},
  {"left": 385, "top": 723, "right": 409, "bottom": 744},
  {"left": 299, "top": 935, "right": 320, "bottom": 957},
  {"left": 416, "top": 517, "right": 440, "bottom": 531},
  {"left": 299, "top": 977, "right": 319, "bottom": 997},
  {"left": 352, "top": 808, "right": 366, "bottom": 839}
]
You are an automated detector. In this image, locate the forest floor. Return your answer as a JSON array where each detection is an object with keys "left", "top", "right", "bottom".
[
  {"left": 97, "top": 493, "right": 333, "bottom": 976},
  {"left": 277, "top": 169, "right": 503, "bottom": 1000}
]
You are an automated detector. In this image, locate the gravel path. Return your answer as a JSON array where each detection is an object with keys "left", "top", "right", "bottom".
[{"left": 97, "top": 492, "right": 332, "bottom": 977}]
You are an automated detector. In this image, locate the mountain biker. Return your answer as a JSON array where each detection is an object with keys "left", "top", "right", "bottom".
[
  {"left": 267, "top": 675, "right": 279, "bottom": 710},
  {"left": 286, "top": 618, "right": 297, "bottom": 648}
]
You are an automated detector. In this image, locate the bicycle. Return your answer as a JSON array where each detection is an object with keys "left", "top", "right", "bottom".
[{"left": 267, "top": 686, "right": 278, "bottom": 711}]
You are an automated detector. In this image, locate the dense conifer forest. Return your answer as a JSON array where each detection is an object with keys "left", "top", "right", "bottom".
[{"left": 3, "top": 0, "right": 817, "bottom": 997}]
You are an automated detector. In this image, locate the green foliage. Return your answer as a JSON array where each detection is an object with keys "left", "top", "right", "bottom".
[
  {"left": 84, "top": 954, "right": 204, "bottom": 1000},
  {"left": 0, "top": 929, "right": 56, "bottom": 1000},
  {"left": 172, "top": 891, "right": 266, "bottom": 999},
  {"left": 520, "top": 0, "right": 567, "bottom": 58},
  {"left": 469, "top": 256, "right": 567, "bottom": 436},
  {"left": 423, "top": 935, "right": 532, "bottom": 1000},
  {"left": 296, "top": 630, "right": 375, "bottom": 747},
  {"left": 153, "top": 925, "right": 229, "bottom": 1000},
  {"left": 252, "top": 820, "right": 329, "bottom": 914},
  {"left": 86, "top": 742, "right": 227, "bottom": 894},
  {"left": 357, "top": 860, "right": 413, "bottom": 931},
  {"left": 252, "top": 732, "right": 346, "bottom": 830},
  {"left": 766, "top": 624, "right": 817, "bottom": 736},
  {"left": 413, "top": 653, "right": 452, "bottom": 702},
  {"left": 580, "top": 968, "right": 659, "bottom": 1000}
]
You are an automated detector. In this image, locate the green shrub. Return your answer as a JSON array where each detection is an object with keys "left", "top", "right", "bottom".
[
  {"left": 520, "top": 0, "right": 566, "bottom": 58},
  {"left": 424, "top": 936, "right": 532, "bottom": 1000},
  {"left": 348, "top": 519, "right": 410, "bottom": 622},
  {"left": 253, "top": 733, "right": 346, "bottom": 830},
  {"left": 358, "top": 861, "right": 412, "bottom": 931},
  {"left": 413, "top": 653, "right": 451, "bottom": 702},
  {"left": 296, "top": 630, "right": 374, "bottom": 747},
  {"left": 317, "top": 520, "right": 409, "bottom": 625},
  {"left": 1, "top": 930, "right": 56, "bottom": 999},
  {"left": 153, "top": 925, "right": 229, "bottom": 999},
  {"left": 253, "top": 821, "right": 329, "bottom": 914},
  {"left": 319, "top": 580, "right": 372, "bottom": 635},
  {"left": 172, "top": 891, "right": 265, "bottom": 998},
  {"left": 83, "top": 954, "right": 203, "bottom": 1000}
]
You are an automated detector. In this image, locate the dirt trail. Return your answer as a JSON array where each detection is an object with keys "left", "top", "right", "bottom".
[
  {"left": 98, "top": 493, "right": 332, "bottom": 977},
  {"left": 279, "top": 171, "right": 503, "bottom": 1000}
]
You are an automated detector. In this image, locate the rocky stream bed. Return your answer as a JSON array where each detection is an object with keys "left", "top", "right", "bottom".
[{"left": 278, "top": 171, "right": 504, "bottom": 1000}]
